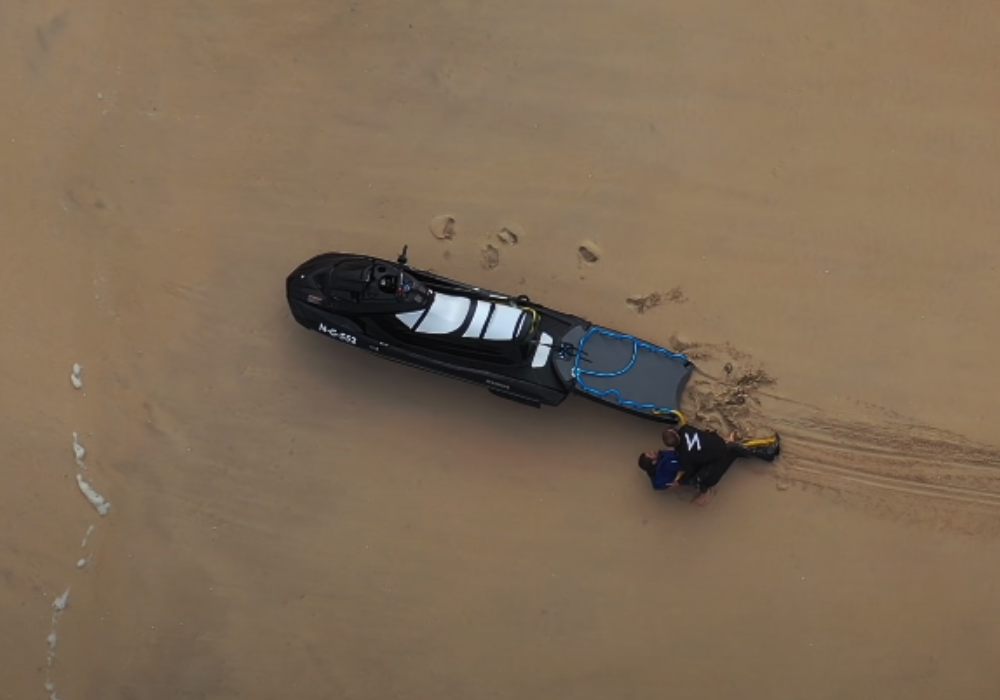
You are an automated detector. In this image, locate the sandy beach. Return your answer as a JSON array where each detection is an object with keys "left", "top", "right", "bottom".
[{"left": 3, "top": 0, "right": 1000, "bottom": 698}]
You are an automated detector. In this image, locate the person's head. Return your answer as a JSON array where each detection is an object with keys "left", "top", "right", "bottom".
[
  {"left": 637, "top": 452, "right": 656, "bottom": 474},
  {"left": 662, "top": 428, "right": 680, "bottom": 448}
]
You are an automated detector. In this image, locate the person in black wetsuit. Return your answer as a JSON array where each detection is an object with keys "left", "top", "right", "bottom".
[{"left": 661, "top": 424, "right": 780, "bottom": 506}]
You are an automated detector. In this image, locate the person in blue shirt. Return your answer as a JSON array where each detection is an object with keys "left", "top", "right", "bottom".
[{"left": 637, "top": 448, "right": 684, "bottom": 491}]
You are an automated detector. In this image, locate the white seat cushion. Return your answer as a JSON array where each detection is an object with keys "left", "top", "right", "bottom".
[
  {"left": 484, "top": 305, "right": 528, "bottom": 340},
  {"left": 397, "top": 293, "right": 530, "bottom": 340},
  {"left": 463, "top": 302, "right": 528, "bottom": 340},
  {"left": 396, "top": 293, "right": 471, "bottom": 334}
]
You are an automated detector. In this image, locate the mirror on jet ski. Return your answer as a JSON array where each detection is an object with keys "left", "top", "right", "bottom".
[{"left": 394, "top": 245, "right": 410, "bottom": 298}]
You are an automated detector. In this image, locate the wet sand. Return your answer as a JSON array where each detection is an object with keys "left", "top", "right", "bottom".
[{"left": 3, "top": 0, "right": 1000, "bottom": 698}]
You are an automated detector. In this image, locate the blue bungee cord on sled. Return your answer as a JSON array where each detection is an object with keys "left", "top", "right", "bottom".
[{"left": 570, "top": 326, "right": 690, "bottom": 415}]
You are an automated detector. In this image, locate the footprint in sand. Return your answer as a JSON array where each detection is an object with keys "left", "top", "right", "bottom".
[
  {"left": 429, "top": 214, "right": 458, "bottom": 241},
  {"left": 577, "top": 240, "right": 601, "bottom": 266},
  {"left": 480, "top": 222, "right": 524, "bottom": 269},
  {"left": 626, "top": 287, "right": 688, "bottom": 314},
  {"left": 480, "top": 244, "right": 500, "bottom": 270},
  {"left": 493, "top": 223, "right": 523, "bottom": 246}
]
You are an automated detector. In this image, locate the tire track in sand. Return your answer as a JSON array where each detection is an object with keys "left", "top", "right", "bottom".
[
  {"left": 669, "top": 337, "right": 1000, "bottom": 533},
  {"left": 766, "top": 396, "right": 1000, "bottom": 533}
]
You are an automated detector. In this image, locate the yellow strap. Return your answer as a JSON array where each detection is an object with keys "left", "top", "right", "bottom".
[
  {"left": 741, "top": 436, "right": 778, "bottom": 448},
  {"left": 509, "top": 300, "right": 540, "bottom": 334},
  {"left": 525, "top": 306, "right": 540, "bottom": 333},
  {"left": 651, "top": 409, "right": 687, "bottom": 425}
]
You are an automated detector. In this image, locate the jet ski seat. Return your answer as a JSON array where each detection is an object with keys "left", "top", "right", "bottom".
[{"left": 396, "top": 292, "right": 532, "bottom": 341}]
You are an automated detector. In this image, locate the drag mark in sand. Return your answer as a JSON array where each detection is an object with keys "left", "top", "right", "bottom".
[
  {"left": 765, "top": 400, "right": 1000, "bottom": 534},
  {"left": 683, "top": 342, "right": 1000, "bottom": 535}
]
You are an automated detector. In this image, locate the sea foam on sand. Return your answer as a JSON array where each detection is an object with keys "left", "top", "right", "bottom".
[
  {"left": 76, "top": 474, "right": 111, "bottom": 516},
  {"left": 52, "top": 587, "right": 71, "bottom": 613},
  {"left": 46, "top": 365, "right": 89, "bottom": 700},
  {"left": 72, "top": 432, "right": 86, "bottom": 468},
  {"left": 71, "top": 363, "right": 83, "bottom": 389}
]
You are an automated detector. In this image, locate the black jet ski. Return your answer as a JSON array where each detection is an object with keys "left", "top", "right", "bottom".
[{"left": 285, "top": 245, "right": 695, "bottom": 425}]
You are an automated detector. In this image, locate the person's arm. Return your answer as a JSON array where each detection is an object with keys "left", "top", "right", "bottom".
[{"left": 676, "top": 450, "right": 704, "bottom": 485}]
